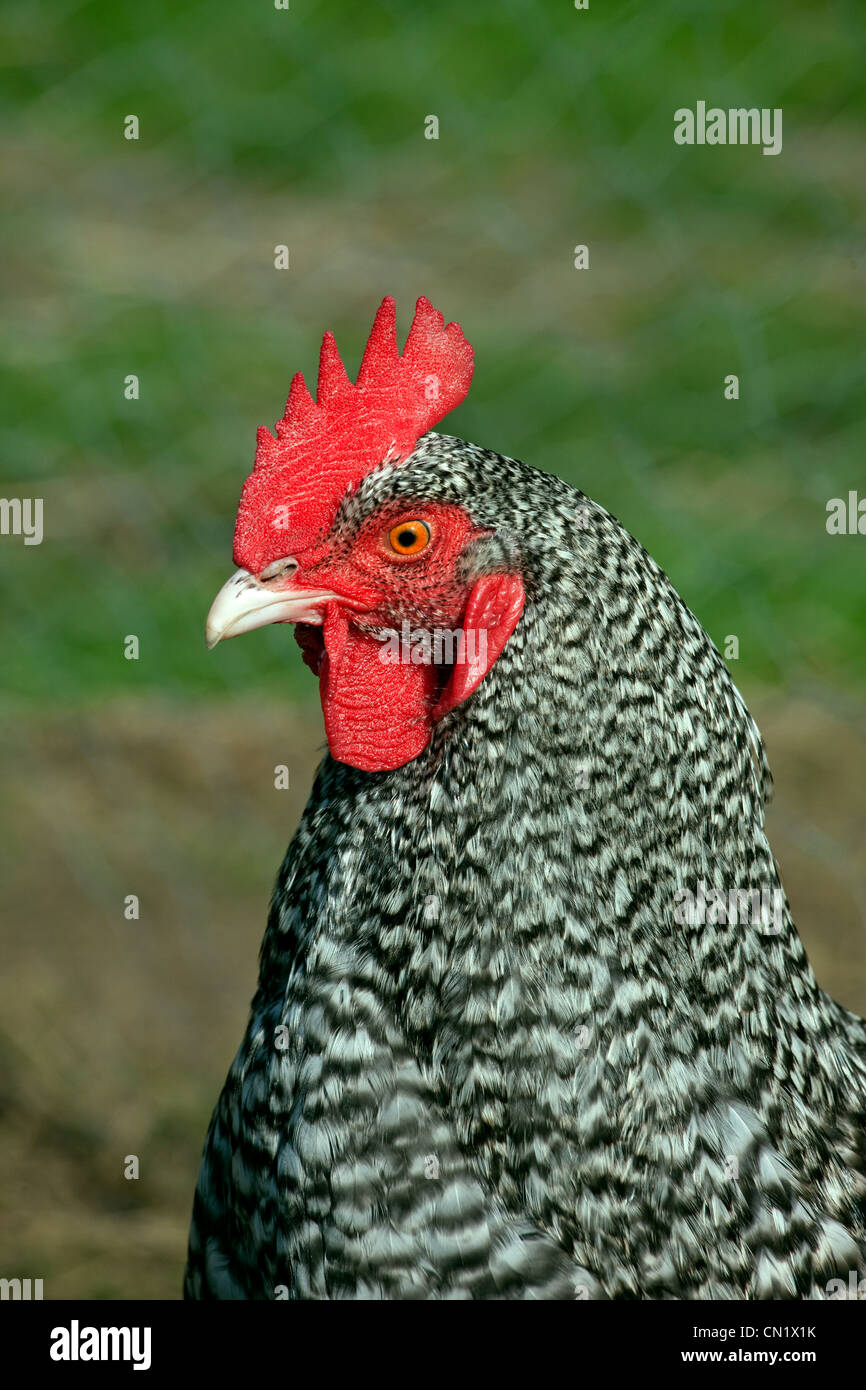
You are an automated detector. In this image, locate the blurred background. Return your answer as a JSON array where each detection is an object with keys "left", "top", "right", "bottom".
[{"left": 1, "top": 0, "right": 864, "bottom": 1298}]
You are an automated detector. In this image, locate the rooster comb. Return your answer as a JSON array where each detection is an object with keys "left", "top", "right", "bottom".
[{"left": 233, "top": 296, "right": 474, "bottom": 571}]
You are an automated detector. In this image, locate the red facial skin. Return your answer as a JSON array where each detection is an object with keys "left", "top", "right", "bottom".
[{"left": 272, "top": 501, "right": 525, "bottom": 772}]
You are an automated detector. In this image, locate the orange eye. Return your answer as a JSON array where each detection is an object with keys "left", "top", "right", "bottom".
[{"left": 387, "top": 519, "right": 431, "bottom": 556}]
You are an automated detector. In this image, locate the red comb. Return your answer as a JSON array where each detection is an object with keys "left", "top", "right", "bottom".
[{"left": 233, "top": 296, "right": 474, "bottom": 572}]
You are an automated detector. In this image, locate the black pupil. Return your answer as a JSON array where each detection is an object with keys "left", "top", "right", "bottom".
[{"left": 397, "top": 528, "right": 418, "bottom": 549}]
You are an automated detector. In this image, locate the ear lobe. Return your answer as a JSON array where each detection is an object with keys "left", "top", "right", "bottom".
[{"left": 432, "top": 572, "right": 525, "bottom": 721}]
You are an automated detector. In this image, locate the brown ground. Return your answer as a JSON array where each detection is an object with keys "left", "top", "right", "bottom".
[{"left": 0, "top": 689, "right": 863, "bottom": 1298}]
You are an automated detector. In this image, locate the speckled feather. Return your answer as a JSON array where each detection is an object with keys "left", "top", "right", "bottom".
[{"left": 185, "top": 434, "right": 866, "bottom": 1299}]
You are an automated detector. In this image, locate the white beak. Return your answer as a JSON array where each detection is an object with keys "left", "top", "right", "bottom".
[{"left": 205, "top": 566, "right": 342, "bottom": 649}]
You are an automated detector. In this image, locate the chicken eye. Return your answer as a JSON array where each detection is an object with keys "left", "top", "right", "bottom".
[{"left": 387, "top": 519, "right": 431, "bottom": 556}]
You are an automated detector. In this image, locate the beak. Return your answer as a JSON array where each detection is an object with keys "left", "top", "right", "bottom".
[{"left": 205, "top": 565, "right": 343, "bottom": 649}]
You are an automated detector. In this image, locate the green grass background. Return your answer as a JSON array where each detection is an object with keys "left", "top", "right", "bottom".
[
  {"left": 0, "top": 0, "right": 864, "bottom": 1298},
  {"left": 2, "top": 0, "right": 865, "bottom": 700}
]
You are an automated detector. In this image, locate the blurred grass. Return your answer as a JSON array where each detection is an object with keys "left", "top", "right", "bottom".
[
  {"left": 0, "top": 0, "right": 864, "bottom": 1297},
  {"left": 1, "top": 0, "right": 865, "bottom": 699}
]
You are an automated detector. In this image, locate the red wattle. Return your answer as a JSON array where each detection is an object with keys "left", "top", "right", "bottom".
[
  {"left": 319, "top": 607, "right": 439, "bottom": 772},
  {"left": 316, "top": 572, "right": 526, "bottom": 773},
  {"left": 432, "top": 572, "right": 525, "bottom": 721}
]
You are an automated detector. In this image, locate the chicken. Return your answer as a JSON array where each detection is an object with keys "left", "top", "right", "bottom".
[{"left": 185, "top": 296, "right": 866, "bottom": 1300}]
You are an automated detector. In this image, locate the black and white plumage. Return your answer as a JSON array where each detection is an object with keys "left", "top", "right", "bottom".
[{"left": 186, "top": 433, "right": 866, "bottom": 1299}]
